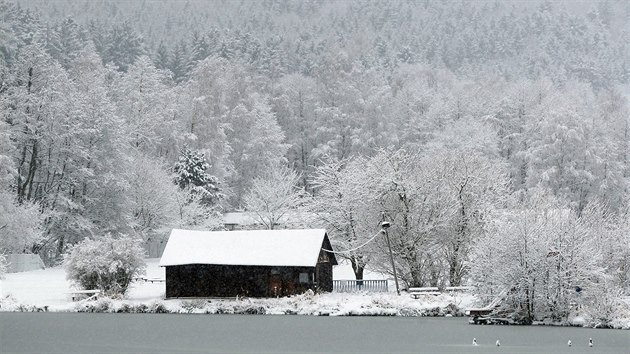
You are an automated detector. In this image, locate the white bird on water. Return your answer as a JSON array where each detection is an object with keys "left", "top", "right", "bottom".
[
  {"left": 589, "top": 338, "right": 593, "bottom": 347},
  {"left": 496, "top": 340, "right": 501, "bottom": 347},
  {"left": 472, "top": 338, "right": 478, "bottom": 346},
  {"left": 568, "top": 340, "right": 572, "bottom": 347}
]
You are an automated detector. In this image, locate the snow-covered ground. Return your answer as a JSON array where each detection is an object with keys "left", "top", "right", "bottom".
[
  {"left": 0, "top": 259, "right": 474, "bottom": 316},
  {"left": 3, "top": 259, "right": 628, "bottom": 329},
  {"left": 1, "top": 258, "right": 163, "bottom": 310}
]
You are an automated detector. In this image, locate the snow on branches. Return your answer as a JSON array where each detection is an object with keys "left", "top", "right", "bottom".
[
  {"left": 174, "top": 147, "right": 223, "bottom": 207},
  {"left": 64, "top": 234, "right": 146, "bottom": 296}
]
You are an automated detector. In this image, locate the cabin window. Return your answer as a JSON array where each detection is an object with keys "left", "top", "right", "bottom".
[{"left": 299, "top": 272, "right": 309, "bottom": 283}]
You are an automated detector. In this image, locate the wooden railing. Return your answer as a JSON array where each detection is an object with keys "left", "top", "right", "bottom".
[{"left": 333, "top": 279, "right": 389, "bottom": 293}]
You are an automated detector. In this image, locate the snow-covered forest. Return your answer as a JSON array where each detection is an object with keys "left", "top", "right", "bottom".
[{"left": 0, "top": 0, "right": 629, "bottom": 324}]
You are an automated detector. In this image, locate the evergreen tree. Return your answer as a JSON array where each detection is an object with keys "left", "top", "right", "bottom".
[
  {"left": 86, "top": 20, "right": 108, "bottom": 63},
  {"left": 259, "top": 36, "right": 286, "bottom": 81},
  {"left": 189, "top": 31, "right": 209, "bottom": 69},
  {"left": 46, "top": 17, "right": 83, "bottom": 69},
  {"left": 169, "top": 40, "right": 190, "bottom": 83},
  {"left": 173, "top": 148, "right": 222, "bottom": 207},
  {"left": 154, "top": 41, "right": 170, "bottom": 70},
  {"left": 105, "top": 21, "right": 144, "bottom": 71}
]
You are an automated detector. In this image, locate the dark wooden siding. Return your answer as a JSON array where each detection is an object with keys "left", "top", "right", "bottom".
[
  {"left": 165, "top": 264, "right": 318, "bottom": 298},
  {"left": 314, "top": 238, "right": 336, "bottom": 292},
  {"left": 315, "top": 262, "right": 333, "bottom": 292},
  {"left": 322, "top": 235, "right": 338, "bottom": 265}
]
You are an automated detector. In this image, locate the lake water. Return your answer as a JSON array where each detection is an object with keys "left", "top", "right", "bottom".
[{"left": 1, "top": 313, "right": 628, "bottom": 353}]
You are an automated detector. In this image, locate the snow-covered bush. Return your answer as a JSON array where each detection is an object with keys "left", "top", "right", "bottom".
[
  {"left": 0, "top": 295, "right": 18, "bottom": 311},
  {"left": 149, "top": 301, "right": 169, "bottom": 313},
  {"left": 76, "top": 298, "right": 114, "bottom": 313},
  {"left": 181, "top": 299, "right": 208, "bottom": 313},
  {"left": 64, "top": 234, "right": 146, "bottom": 296}
]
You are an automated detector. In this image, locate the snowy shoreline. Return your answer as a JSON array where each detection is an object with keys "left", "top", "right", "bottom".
[
  {"left": 0, "top": 259, "right": 473, "bottom": 317},
  {"left": 2, "top": 293, "right": 629, "bottom": 330},
  {"left": 2, "top": 259, "right": 628, "bottom": 329},
  {"left": 0, "top": 291, "right": 469, "bottom": 317}
]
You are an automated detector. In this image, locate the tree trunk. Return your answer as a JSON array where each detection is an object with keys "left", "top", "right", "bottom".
[
  {"left": 351, "top": 256, "right": 365, "bottom": 286},
  {"left": 428, "top": 260, "right": 440, "bottom": 287},
  {"left": 25, "top": 139, "right": 39, "bottom": 201},
  {"left": 449, "top": 181, "right": 468, "bottom": 286},
  {"left": 17, "top": 66, "right": 38, "bottom": 203},
  {"left": 56, "top": 234, "right": 65, "bottom": 262},
  {"left": 449, "top": 257, "right": 461, "bottom": 286},
  {"left": 351, "top": 262, "right": 364, "bottom": 280}
]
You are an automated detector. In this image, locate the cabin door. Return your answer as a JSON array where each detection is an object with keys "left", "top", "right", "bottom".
[{"left": 269, "top": 274, "right": 282, "bottom": 297}]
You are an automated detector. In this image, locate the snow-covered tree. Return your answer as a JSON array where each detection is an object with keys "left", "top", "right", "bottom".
[
  {"left": 0, "top": 190, "right": 43, "bottom": 253},
  {"left": 45, "top": 17, "right": 84, "bottom": 69},
  {"left": 126, "top": 154, "right": 180, "bottom": 243},
  {"left": 0, "top": 120, "right": 16, "bottom": 189},
  {"left": 64, "top": 233, "right": 146, "bottom": 295},
  {"left": 271, "top": 74, "right": 319, "bottom": 189},
  {"left": 189, "top": 31, "right": 209, "bottom": 68},
  {"left": 173, "top": 147, "right": 222, "bottom": 207},
  {"left": 309, "top": 157, "right": 380, "bottom": 281},
  {"left": 112, "top": 55, "right": 179, "bottom": 156},
  {"left": 469, "top": 193, "right": 607, "bottom": 324},
  {"left": 154, "top": 41, "right": 170, "bottom": 71},
  {"left": 243, "top": 164, "right": 304, "bottom": 230},
  {"left": 469, "top": 195, "right": 556, "bottom": 324},
  {"left": 180, "top": 56, "right": 237, "bottom": 181},
  {"left": 366, "top": 149, "right": 454, "bottom": 288},
  {"left": 226, "top": 97, "right": 289, "bottom": 204},
  {"left": 184, "top": 57, "right": 289, "bottom": 205},
  {"left": 173, "top": 187, "right": 222, "bottom": 231},
  {"left": 3, "top": 43, "right": 98, "bottom": 261},
  {"left": 441, "top": 152, "right": 506, "bottom": 286},
  {"left": 169, "top": 40, "right": 190, "bottom": 83},
  {"left": 104, "top": 21, "right": 144, "bottom": 72},
  {"left": 67, "top": 44, "right": 130, "bottom": 235}
]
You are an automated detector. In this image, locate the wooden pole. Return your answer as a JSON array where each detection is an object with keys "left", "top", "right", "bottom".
[{"left": 383, "top": 226, "right": 400, "bottom": 296}]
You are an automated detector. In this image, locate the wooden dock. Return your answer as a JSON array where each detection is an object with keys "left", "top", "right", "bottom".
[{"left": 466, "top": 288, "right": 508, "bottom": 321}]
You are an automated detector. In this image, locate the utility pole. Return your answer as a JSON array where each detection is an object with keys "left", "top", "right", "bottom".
[{"left": 381, "top": 221, "right": 400, "bottom": 296}]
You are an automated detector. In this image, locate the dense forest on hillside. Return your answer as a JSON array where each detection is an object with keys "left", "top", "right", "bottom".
[{"left": 0, "top": 0, "right": 629, "bottom": 325}]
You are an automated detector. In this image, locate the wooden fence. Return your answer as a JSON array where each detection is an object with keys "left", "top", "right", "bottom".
[{"left": 333, "top": 279, "right": 389, "bottom": 293}]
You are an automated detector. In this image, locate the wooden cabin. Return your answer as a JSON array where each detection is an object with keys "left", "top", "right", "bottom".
[{"left": 159, "top": 229, "right": 337, "bottom": 298}]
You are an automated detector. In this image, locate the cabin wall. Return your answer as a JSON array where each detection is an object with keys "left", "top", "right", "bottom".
[
  {"left": 314, "top": 245, "right": 335, "bottom": 292},
  {"left": 165, "top": 265, "right": 317, "bottom": 298},
  {"left": 316, "top": 262, "right": 334, "bottom": 292}
]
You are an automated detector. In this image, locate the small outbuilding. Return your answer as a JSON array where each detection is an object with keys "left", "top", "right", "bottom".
[{"left": 159, "top": 228, "right": 337, "bottom": 298}]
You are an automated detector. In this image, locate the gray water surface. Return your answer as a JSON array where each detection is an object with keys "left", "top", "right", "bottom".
[{"left": 0, "top": 313, "right": 627, "bottom": 353}]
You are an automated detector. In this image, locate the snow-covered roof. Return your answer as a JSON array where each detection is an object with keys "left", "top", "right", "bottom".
[{"left": 159, "top": 228, "right": 330, "bottom": 267}]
